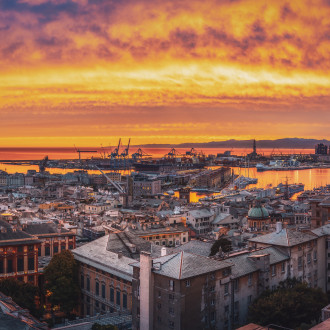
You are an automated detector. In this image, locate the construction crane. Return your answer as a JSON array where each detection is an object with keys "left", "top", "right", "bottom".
[
  {"left": 120, "top": 138, "right": 131, "bottom": 158},
  {"left": 94, "top": 165, "right": 125, "bottom": 194},
  {"left": 74, "top": 145, "right": 97, "bottom": 160},
  {"left": 110, "top": 138, "right": 122, "bottom": 159},
  {"left": 131, "top": 148, "right": 151, "bottom": 159}
]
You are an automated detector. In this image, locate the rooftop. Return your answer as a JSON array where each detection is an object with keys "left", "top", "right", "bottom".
[
  {"left": 249, "top": 228, "right": 316, "bottom": 247},
  {"left": 174, "top": 240, "right": 212, "bottom": 257},
  {"left": 226, "top": 247, "right": 289, "bottom": 278},
  {"left": 133, "top": 251, "right": 232, "bottom": 280}
]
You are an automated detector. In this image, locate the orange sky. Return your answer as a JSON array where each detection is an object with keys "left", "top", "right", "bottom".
[{"left": 0, "top": 0, "right": 330, "bottom": 147}]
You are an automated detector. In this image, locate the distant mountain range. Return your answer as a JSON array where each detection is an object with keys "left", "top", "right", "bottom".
[{"left": 139, "top": 138, "right": 330, "bottom": 149}]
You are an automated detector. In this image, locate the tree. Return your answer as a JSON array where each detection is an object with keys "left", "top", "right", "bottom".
[
  {"left": 209, "top": 237, "right": 232, "bottom": 256},
  {"left": 44, "top": 250, "right": 80, "bottom": 316},
  {"left": 0, "top": 278, "right": 41, "bottom": 317},
  {"left": 248, "top": 278, "right": 328, "bottom": 328}
]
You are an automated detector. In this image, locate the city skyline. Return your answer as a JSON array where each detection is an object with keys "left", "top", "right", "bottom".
[{"left": 1, "top": 0, "right": 330, "bottom": 147}]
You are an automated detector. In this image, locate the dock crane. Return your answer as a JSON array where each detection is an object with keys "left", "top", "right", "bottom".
[
  {"left": 121, "top": 138, "right": 131, "bottom": 158},
  {"left": 74, "top": 145, "right": 97, "bottom": 160},
  {"left": 131, "top": 148, "right": 151, "bottom": 159},
  {"left": 164, "top": 148, "right": 182, "bottom": 158},
  {"left": 110, "top": 138, "right": 122, "bottom": 159}
]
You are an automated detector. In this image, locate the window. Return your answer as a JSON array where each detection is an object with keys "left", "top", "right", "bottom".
[
  {"left": 157, "top": 316, "right": 161, "bottom": 324},
  {"left": 116, "top": 291, "right": 121, "bottom": 306},
  {"left": 298, "top": 257, "right": 303, "bottom": 268},
  {"left": 211, "top": 311, "right": 215, "bottom": 322},
  {"left": 102, "top": 303, "right": 106, "bottom": 311},
  {"left": 169, "top": 294, "right": 174, "bottom": 301},
  {"left": 28, "top": 257, "right": 34, "bottom": 271},
  {"left": 307, "top": 253, "right": 311, "bottom": 264},
  {"left": 78, "top": 274, "right": 84, "bottom": 289},
  {"left": 17, "top": 257, "right": 24, "bottom": 272},
  {"left": 169, "top": 307, "right": 174, "bottom": 315},
  {"left": 211, "top": 298, "right": 215, "bottom": 306},
  {"left": 110, "top": 287, "right": 114, "bottom": 302},
  {"left": 314, "top": 251, "right": 317, "bottom": 261},
  {"left": 169, "top": 280, "right": 174, "bottom": 291},
  {"left": 0, "top": 260, "right": 3, "bottom": 274},
  {"left": 271, "top": 265, "right": 276, "bottom": 276},
  {"left": 102, "top": 283, "right": 106, "bottom": 299},
  {"left": 123, "top": 293, "right": 127, "bottom": 309},
  {"left": 95, "top": 281, "right": 99, "bottom": 296},
  {"left": 45, "top": 246, "right": 50, "bottom": 256},
  {"left": 158, "top": 291, "right": 161, "bottom": 298},
  {"left": 224, "top": 283, "right": 229, "bottom": 295},
  {"left": 248, "top": 273, "right": 252, "bottom": 286},
  {"left": 185, "top": 280, "right": 190, "bottom": 287},
  {"left": 248, "top": 295, "right": 252, "bottom": 305},
  {"left": 86, "top": 277, "right": 90, "bottom": 291},
  {"left": 38, "top": 247, "right": 41, "bottom": 256},
  {"left": 157, "top": 303, "right": 162, "bottom": 310},
  {"left": 18, "top": 246, "right": 23, "bottom": 253},
  {"left": 210, "top": 286, "right": 215, "bottom": 292},
  {"left": 54, "top": 245, "right": 58, "bottom": 254},
  {"left": 234, "top": 279, "right": 239, "bottom": 292},
  {"left": 169, "top": 321, "right": 174, "bottom": 329},
  {"left": 234, "top": 301, "right": 239, "bottom": 320},
  {"left": 95, "top": 301, "right": 99, "bottom": 308},
  {"left": 281, "top": 262, "right": 285, "bottom": 273}
]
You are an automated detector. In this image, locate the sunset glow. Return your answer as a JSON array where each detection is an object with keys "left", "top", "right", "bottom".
[{"left": 1, "top": 0, "right": 330, "bottom": 146}]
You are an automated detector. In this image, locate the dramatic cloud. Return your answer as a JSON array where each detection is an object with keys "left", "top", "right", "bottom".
[{"left": 0, "top": 0, "right": 329, "bottom": 146}]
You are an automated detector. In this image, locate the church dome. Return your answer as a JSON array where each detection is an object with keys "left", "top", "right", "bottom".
[{"left": 248, "top": 205, "right": 269, "bottom": 219}]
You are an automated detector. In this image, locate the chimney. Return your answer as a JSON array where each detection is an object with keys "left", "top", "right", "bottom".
[
  {"left": 161, "top": 247, "right": 167, "bottom": 257},
  {"left": 276, "top": 222, "right": 282, "bottom": 234},
  {"left": 140, "top": 251, "right": 153, "bottom": 330},
  {"left": 118, "top": 251, "right": 123, "bottom": 259}
]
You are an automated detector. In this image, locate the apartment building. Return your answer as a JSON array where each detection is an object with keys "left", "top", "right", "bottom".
[
  {"left": 0, "top": 220, "right": 41, "bottom": 286},
  {"left": 73, "top": 231, "right": 167, "bottom": 317},
  {"left": 132, "top": 251, "right": 233, "bottom": 330},
  {"left": 186, "top": 208, "right": 213, "bottom": 235},
  {"left": 23, "top": 223, "right": 76, "bottom": 258},
  {"left": 248, "top": 224, "right": 319, "bottom": 288}
]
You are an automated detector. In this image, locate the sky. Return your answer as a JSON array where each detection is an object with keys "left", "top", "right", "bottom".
[{"left": 0, "top": 0, "right": 330, "bottom": 147}]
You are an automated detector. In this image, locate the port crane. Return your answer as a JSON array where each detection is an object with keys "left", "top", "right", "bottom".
[
  {"left": 120, "top": 138, "right": 131, "bottom": 158},
  {"left": 74, "top": 145, "right": 97, "bottom": 160},
  {"left": 110, "top": 139, "right": 122, "bottom": 159},
  {"left": 131, "top": 148, "right": 151, "bottom": 159},
  {"left": 164, "top": 148, "right": 183, "bottom": 159}
]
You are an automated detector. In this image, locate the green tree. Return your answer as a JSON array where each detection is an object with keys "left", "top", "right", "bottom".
[
  {"left": 209, "top": 237, "right": 232, "bottom": 256},
  {"left": 0, "top": 278, "right": 41, "bottom": 317},
  {"left": 44, "top": 250, "right": 80, "bottom": 316},
  {"left": 248, "top": 278, "right": 328, "bottom": 328}
]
